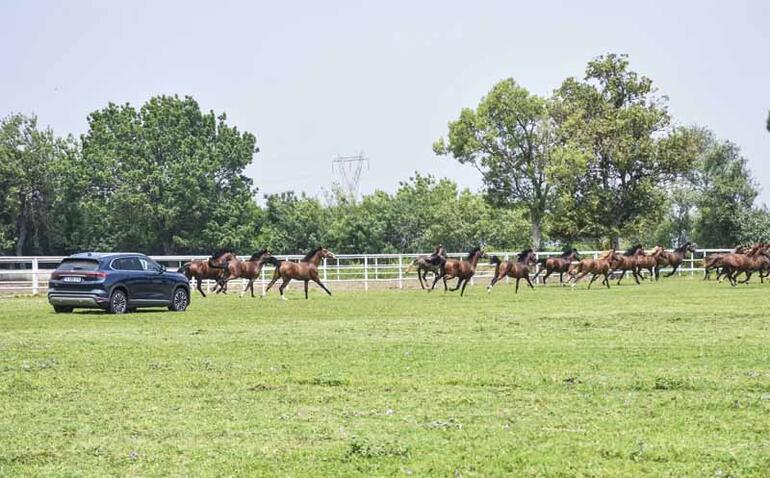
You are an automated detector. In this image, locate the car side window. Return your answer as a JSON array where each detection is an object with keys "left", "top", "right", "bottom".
[{"left": 112, "top": 257, "right": 143, "bottom": 271}]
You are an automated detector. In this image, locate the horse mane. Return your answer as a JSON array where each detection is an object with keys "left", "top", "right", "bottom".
[
  {"left": 623, "top": 244, "right": 641, "bottom": 256},
  {"left": 248, "top": 249, "right": 269, "bottom": 261},
  {"left": 560, "top": 248, "right": 577, "bottom": 258},
  {"left": 466, "top": 247, "right": 481, "bottom": 260},
  {"left": 674, "top": 242, "right": 690, "bottom": 253},
  {"left": 302, "top": 247, "right": 323, "bottom": 262},
  {"left": 489, "top": 255, "right": 502, "bottom": 265},
  {"left": 516, "top": 248, "right": 533, "bottom": 262},
  {"left": 209, "top": 249, "right": 235, "bottom": 260}
]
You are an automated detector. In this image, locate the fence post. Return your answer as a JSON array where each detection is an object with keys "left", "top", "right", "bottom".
[
  {"left": 31, "top": 258, "right": 39, "bottom": 295},
  {"left": 398, "top": 255, "right": 403, "bottom": 289},
  {"left": 336, "top": 258, "right": 340, "bottom": 281},
  {"left": 261, "top": 267, "right": 266, "bottom": 295},
  {"left": 364, "top": 255, "right": 369, "bottom": 291},
  {"left": 323, "top": 258, "right": 327, "bottom": 282}
]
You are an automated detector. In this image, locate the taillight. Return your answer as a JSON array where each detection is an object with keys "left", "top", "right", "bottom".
[{"left": 84, "top": 271, "right": 107, "bottom": 279}]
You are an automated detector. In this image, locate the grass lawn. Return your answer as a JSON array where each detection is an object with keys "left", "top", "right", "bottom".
[{"left": 1, "top": 277, "right": 769, "bottom": 477}]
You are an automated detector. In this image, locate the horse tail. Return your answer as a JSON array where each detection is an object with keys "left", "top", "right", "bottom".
[{"left": 261, "top": 256, "right": 283, "bottom": 268}]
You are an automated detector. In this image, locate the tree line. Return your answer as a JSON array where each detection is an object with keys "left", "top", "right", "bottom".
[{"left": 1, "top": 54, "right": 768, "bottom": 256}]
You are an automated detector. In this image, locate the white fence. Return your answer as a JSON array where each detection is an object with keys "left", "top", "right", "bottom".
[{"left": 0, "top": 249, "right": 732, "bottom": 296}]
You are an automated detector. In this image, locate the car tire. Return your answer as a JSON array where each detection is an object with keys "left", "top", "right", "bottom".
[
  {"left": 53, "top": 305, "right": 73, "bottom": 313},
  {"left": 168, "top": 287, "right": 189, "bottom": 312},
  {"left": 108, "top": 289, "right": 128, "bottom": 314}
]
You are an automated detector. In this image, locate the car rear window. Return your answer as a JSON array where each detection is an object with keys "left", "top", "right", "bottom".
[{"left": 57, "top": 259, "right": 100, "bottom": 272}]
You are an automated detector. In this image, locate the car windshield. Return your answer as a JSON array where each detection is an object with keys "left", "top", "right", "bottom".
[{"left": 57, "top": 259, "right": 100, "bottom": 272}]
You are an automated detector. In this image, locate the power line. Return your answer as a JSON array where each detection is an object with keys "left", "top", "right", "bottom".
[{"left": 332, "top": 152, "right": 369, "bottom": 202}]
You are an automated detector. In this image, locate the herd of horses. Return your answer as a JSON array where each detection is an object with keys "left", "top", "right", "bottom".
[{"left": 177, "top": 242, "right": 770, "bottom": 300}]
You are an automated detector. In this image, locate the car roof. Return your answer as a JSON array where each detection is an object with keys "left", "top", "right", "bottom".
[{"left": 66, "top": 252, "right": 148, "bottom": 260}]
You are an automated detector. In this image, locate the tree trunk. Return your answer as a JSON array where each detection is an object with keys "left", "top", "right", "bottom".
[
  {"left": 531, "top": 217, "right": 542, "bottom": 251},
  {"left": 611, "top": 235, "right": 621, "bottom": 251}
]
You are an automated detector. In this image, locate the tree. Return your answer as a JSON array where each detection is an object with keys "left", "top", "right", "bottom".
[
  {"left": 256, "top": 192, "right": 329, "bottom": 254},
  {"left": 551, "top": 54, "right": 699, "bottom": 247},
  {"left": 433, "top": 79, "right": 556, "bottom": 250},
  {"left": 78, "top": 95, "right": 260, "bottom": 254},
  {"left": 0, "top": 114, "right": 75, "bottom": 255},
  {"left": 691, "top": 132, "right": 758, "bottom": 247}
]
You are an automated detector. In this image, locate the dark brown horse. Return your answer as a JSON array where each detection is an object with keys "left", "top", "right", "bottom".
[
  {"left": 178, "top": 249, "right": 237, "bottom": 297},
  {"left": 404, "top": 245, "right": 447, "bottom": 289},
  {"left": 716, "top": 243, "right": 768, "bottom": 286},
  {"left": 634, "top": 246, "right": 664, "bottom": 280},
  {"left": 737, "top": 243, "right": 770, "bottom": 284},
  {"left": 263, "top": 247, "right": 335, "bottom": 300},
  {"left": 656, "top": 242, "right": 697, "bottom": 279},
  {"left": 487, "top": 249, "right": 538, "bottom": 294},
  {"left": 704, "top": 245, "right": 748, "bottom": 280},
  {"left": 213, "top": 250, "right": 273, "bottom": 297},
  {"left": 532, "top": 248, "right": 580, "bottom": 285},
  {"left": 430, "top": 247, "right": 485, "bottom": 296},
  {"left": 611, "top": 245, "right": 644, "bottom": 285},
  {"left": 567, "top": 250, "right": 618, "bottom": 289}
]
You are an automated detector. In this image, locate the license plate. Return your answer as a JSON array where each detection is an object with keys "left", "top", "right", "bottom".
[{"left": 63, "top": 276, "right": 82, "bottom": 283}]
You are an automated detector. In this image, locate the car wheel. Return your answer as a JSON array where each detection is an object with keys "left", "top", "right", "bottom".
[
  {"left": 169, "top": 288, "right": 189, "bottom": 312},
  {"left": 53, "top": 305, "right": 73, "bottom": 313},
  {"left": 108, "top": 289, "right": 128, "bottom": 314}
]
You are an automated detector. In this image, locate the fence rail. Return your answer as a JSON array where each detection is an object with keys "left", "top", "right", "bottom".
[{"left": 0, "top": 249, "right": 733, "bottom": 295}]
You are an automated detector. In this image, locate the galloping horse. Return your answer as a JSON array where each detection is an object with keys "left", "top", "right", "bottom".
[
  {"left": 704, "top": 245, "right": 748, "bottom": 280},
  {"left": 567, "top": 250, "right": 618, "bottom": 289},
  {"left": 430, "top": 247, "right": 485, "bottom": 296},
  {"left": 737, "top": 243, "right": 770, "bottom": 284},
  {"left": 487, "top": 249, "right": 538, "bottom": 294},
  {"left": 611, "top": 245, "right": 643, "bottom": 285},
  {"left": 532, "top": 248, "right": 580, "bottom": 285},
  {"left": 716, "top": 243, "right": 769, "bottom": 286},
  {"left": 178, "top": 249, "right": 237, "bottom": 297},
  {"left": 214, "top": 250, "right": 273, "bottom": 297},
  {"left": 263, "top": 247, "right": 335, "bottom": 300},
  {"left": 656, "top": 242, "right": 697, "bottom": 279},
  {"left": 405, "top": 245, "right": 447, "bottom": 289},
  {"left": 634, "top": 246, "right": 664, "bottom": 280}
]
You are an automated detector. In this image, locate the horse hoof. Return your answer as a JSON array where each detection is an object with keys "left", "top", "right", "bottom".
[{"left": 281, "top": 296, "right": 289, "bottom": 301}]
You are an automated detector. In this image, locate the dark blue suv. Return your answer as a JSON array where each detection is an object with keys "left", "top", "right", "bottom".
[{"left": 48, "top": 252, "right": 191, "bottom": 314}]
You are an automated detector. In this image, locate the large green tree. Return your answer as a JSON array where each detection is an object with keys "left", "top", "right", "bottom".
[
  {"left": 690, "top": 132, "right": 758, "bottom": 247},
  {"left": 0, "top": 114, "right": 76, "bottom": 255},
  {"left": 551, "top": 54, "right": 699, "bottom": 247},
  {"left": 433, "top": 79, "right": 555, "bottom": 250},
  {"left": 78, "top": 95, "right": 260, "bottom": 254}
]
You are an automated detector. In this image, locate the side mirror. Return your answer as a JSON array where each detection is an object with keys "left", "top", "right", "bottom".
[{"left": 156, "top": 264, "right": 166, "bottom": 274}]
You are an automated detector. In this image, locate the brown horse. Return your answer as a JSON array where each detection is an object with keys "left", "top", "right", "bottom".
[
  {"left": 737, "top": 244, "right": 770, "bottom": 284},
  {"left": 634, "top": 246, "right": 664, "bottom": 280},
  {"left": 487, "top": 249, "right": 538, "bottom": 294},
  {"left": 178, "top": 250, "right": 237, "bottom": 297},
  {"left": 532, "top": 248, "right": 580, "bottom": 285},
  {"left": 567, "top": 250, "right": 618, "bottom": 289},
  {"left": 263, "top": 247, "right": 335, "bottom": 300},
  {"left": 213, "top": 249, "right": 272, "bottom": 295},
  {"left": 404, "top": 245, "right": 447, "bottom": 289},
  {"left": 656, "top": 242, "right": 697, "bottom": 279},
  {"left": 704, "top": 245, "right": 748, "bottom": 280},
  {"left": 611, "top": 245, "right": 644, "bottom": 285},
  {"left": 429, "top": 247, "right": 485, "bottom": 296},
  {"left": 716, "top": 243, "right": 769, "bottom": 285},
  {"left": 213, "top": 250, "right": 273, "bottom": 297}
]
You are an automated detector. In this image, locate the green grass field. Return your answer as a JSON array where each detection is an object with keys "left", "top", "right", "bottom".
[{"left": 1, "top": 278, "right": 769, "bottom": 477}]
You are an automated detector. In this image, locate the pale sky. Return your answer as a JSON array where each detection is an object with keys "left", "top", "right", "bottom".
[{"left": 2, "top": 0, "right": 769, "bottom": 203}]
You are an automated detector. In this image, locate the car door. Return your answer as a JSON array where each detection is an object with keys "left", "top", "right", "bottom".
[
  {"left": 111, "top": 257, "right": 147, "bottom": 301},
  {"left": 137, "top": 256, "right": 170, "bottom": 301}
]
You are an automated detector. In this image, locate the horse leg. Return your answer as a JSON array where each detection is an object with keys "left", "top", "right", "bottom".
[
  {"left": 429, "top": 274, "right": 442, "bottom": 291},
  {"left": 526, "top": 276, "right": 535, "bottom": 289},
  {"left": 450, "top": 277, "right": 463, "bottom": 291},
  {"left": 264, "top": 273, "right": 281, "bottom": 295},
  {"left": 632, "top": 269, "right": 641, "bottom": 285},
  {"left": 417, "top": 269, "right": 426, "bottom": 290},
  {"left": 542, "top": 270, "right": 552, "bottom": 285},
  {"left": 559, "top": 272, "right": 564, "bottom": 285},
  {"left": 248, "top": 279, "right": 255, "bottom": 298},
  {"left": 310, "top": 271, "right": 332, "bottom": 296},
  {"left": 571, "top": 271, "right": 589, "bottom": 288},
  {"left": 196, "top": 277, "right": 206, "bottom": 298},
  {"left": 487, "top": 274, "right": 501, "bottom": 293},
  {"left": 604, "top": 272, "right": 611, "bottom": 288},
  {"left": 587, "top": 274, "right": 598, "bottom": 289},
  {"left": 664, "top": 264, "right": 679, "bottom": 278},
  {"left": 278, "top": 278, "right": 291, "bottom": 300},
  {"left": 304, "top": 280, "right": 309, "bottom": 299},
  {"left": 615, "top": 270, "right": 623, "bottom": 285},
  {"left": 515, "top": 278, "right": 520, "bottom": 294},
  {"left": 459, "top": 279, "right": 469, "bottom": 296},
  {"left": 443, "top": 276, "right": 448, "bottom": 292}
]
